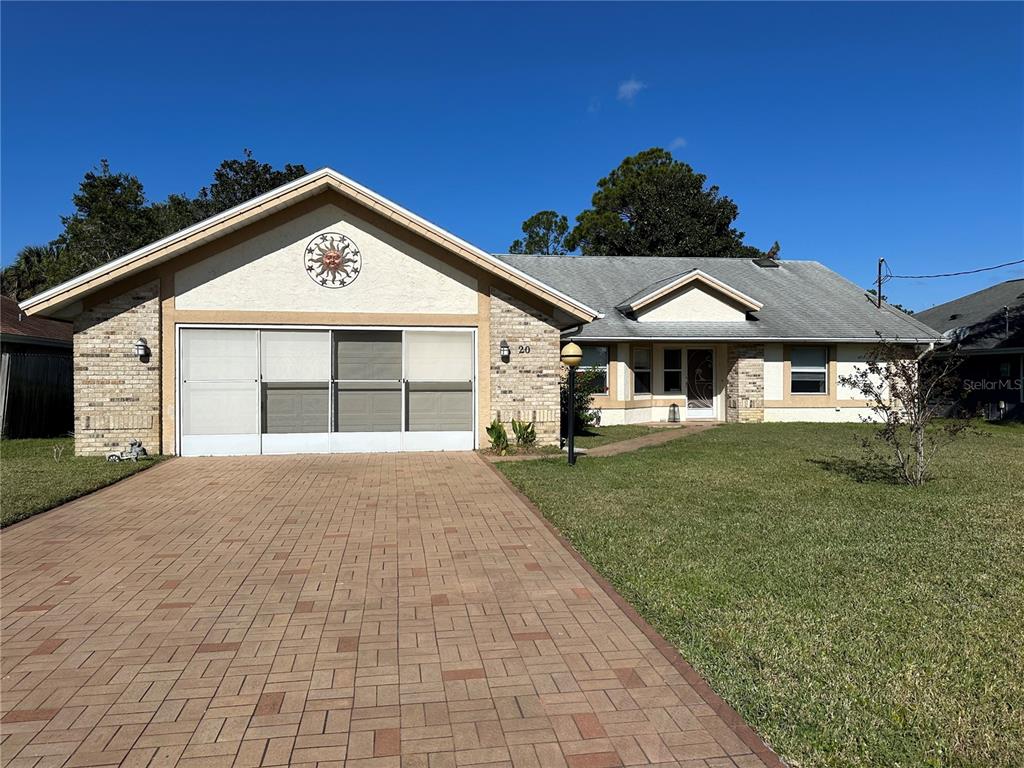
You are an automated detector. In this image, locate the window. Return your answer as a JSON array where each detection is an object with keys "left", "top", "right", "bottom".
[
  {"left": 580, "top": 346, "right": 609, "bottom": 393},
  {"left": 633, "top": 347, "right": 652, "bottom": 395},
  {"left": 791, "top": 346, "right": 828, "bottom": 394},
  {"left": 663, "top": 349, "right": 683, "bottom": 393}
]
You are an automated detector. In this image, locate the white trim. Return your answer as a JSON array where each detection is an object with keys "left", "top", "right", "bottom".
[
  {"left": 181, "top": 434, "right": 261, "bottom": 457},
  {"left": 262, "top": 433, "right": 330, "bottom": 455},
  {"left": 20, "top": 168, "right": 599, "bottom": 320},
  {"left": 622, "top": 269, "right": 764, "bottom": 313}
]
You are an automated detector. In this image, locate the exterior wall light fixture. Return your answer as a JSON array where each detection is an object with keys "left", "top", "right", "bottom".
[
  {"left": 499, "top": 339, "right": 511, "bottom": 363},
  {"left": 133, "top": 338, "right": 151, "bottom": 360},
  {"left": 668, "top": 403, "right": 681, "bottom": 422}
]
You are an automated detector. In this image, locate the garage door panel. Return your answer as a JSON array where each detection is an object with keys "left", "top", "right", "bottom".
[{"left": 181, "top": 381, "right": 259, "bottom": 435}]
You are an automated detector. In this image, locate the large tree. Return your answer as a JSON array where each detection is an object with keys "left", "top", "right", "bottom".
[
  {"left": 510, "top": 148, "right": 767, "bottom": 258},
  {"left": 193, "top": 148, "right": 307, "bottom": 217},
  {"left": 2, "top": 151, "right": 308, "bottom": 301},
  {"left": 508, "top": 210, "right": 570, "bottom": 254}
]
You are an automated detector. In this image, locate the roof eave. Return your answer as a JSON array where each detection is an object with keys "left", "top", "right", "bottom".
[{"left": 19, "top": 168, "right": 599, "bottom": 323}]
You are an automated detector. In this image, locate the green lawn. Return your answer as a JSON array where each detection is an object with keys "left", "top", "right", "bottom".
[
  {"left": 497, "top": 422, "right": 1024, "bottom": 768},
  {"left": 1, "top": 438, "right": 164, "bottom": 527},
  {"left": 574, "top": 423, "right": 662, "bottom": 449}
]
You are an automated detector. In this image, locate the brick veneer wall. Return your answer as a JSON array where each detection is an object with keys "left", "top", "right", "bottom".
[
  {"left": 73, "top": 280, "right": 161, "bottom": 455},
  {"left": 726, "top": 343, "right": 765, "bottom": 423},
  {"left": 489, "top": 290, "right": 561, "bottom": 445}
]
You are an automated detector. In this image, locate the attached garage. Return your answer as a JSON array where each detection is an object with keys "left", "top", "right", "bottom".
[
  {"left": 18, "top": 168, "right": 596, "bottom": 456},
  {"left": 178, "top": 326, "right": 476, "bottom": 456}
]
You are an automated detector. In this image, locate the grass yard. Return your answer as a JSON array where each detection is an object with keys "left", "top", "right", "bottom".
[
  {"left": 1, "top": 438, "right": 164, "bottom": 527},
  {"left": 498, "top": 422, "right": 1024, "bottom": 768}
]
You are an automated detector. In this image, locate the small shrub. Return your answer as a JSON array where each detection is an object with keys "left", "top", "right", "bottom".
[
  {"left": 510, "top": 419, "right": 537, "bottom": 448},
  {"left": 560, "top": 367, "right": 603, "bottom": 436},
  {"left": 486, "top": 418, "right": 510, "bottom": 455}
]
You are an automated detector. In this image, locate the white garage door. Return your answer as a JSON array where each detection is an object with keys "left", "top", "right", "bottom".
[{"left": 178, "top": 327, "right": 475, "bottom": 456}]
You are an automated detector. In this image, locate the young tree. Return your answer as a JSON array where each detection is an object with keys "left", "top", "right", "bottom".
[
  {"left": 508, "top": 210, "right": 570, "bottom": 254},
  {"left": 566, "top": 148, "right": 764, "bottom": 258},
  {"left": 838, "top": 337, "right": 971, "bottom": 486}
]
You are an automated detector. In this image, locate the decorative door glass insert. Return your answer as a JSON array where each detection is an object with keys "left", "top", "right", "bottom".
[{"left": 686, "top": 349, "right": 714, "bottom": 411}]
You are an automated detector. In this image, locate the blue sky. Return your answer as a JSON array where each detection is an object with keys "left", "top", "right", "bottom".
[{"left": 2, "top": 1, "right": 1021, "bottom": 310}]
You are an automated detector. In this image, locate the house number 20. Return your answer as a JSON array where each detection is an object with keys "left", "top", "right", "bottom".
[{"left": 518, "top": 344, "right": 531, "bottom": 354}]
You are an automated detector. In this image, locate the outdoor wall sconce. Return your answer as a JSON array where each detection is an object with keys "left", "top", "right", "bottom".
[
  {"left": 499, "top": 339, "right": 511, "bottom": 363},
  {"left": 133, "top": 338, "right": 151, "bottom": 360},
  {"left": 668, "top": 403, "right": 681, "bottom": 422}
]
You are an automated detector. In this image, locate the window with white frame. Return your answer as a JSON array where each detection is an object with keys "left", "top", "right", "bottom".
[
  {"left": 633, "top": 347, "right": 652, "bottom": 394},
  {"left": 663, "top": 349, "right": 683, "bottom": 393},
  {"left": 791, "top": 346, "right": 828, "bottom": 394},
  {"left": 580, "top": 346, "right": 609, "bottom": 394}
]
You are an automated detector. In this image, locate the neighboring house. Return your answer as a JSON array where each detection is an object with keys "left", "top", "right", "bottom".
[
  {"left": 18, "top": 168, "right": 939, "bottom": 457},
  {"left": 917, "top": 279, "right": 1024, "bottom": 420},
  {"left": 1, "top": 294, "right": 73, "bottom": 438}
]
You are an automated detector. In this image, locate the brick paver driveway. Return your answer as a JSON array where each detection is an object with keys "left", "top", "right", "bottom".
[{"left": 2, "top": 454, "right": 778, "bottom": 768}]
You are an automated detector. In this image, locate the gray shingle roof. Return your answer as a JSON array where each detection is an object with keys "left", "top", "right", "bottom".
[
  {"left": 494, "top": 255, "right": 941, "bottom": 342},
  {"left": 916, "top": 279, "right": 1024, "bottom": 352}
]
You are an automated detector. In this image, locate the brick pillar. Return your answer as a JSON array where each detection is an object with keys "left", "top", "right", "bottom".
[
  {"left": 73, "top": 281, "right": 161, "bottom": 455},
  {"left": 726, "top": 344, "right": 765, "bottom": 423},
  {"left": 488, "top": 290, "right": 561, "bottom": 445}
]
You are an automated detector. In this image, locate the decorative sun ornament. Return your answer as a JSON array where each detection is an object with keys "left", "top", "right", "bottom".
[{"left": 303, "top": 232, "right": 362, "bottom": 288}]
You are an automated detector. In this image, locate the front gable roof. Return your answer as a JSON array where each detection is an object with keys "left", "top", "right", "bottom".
[
  {"left": 496, "top": 255, "right": 942, "bottom": 343},
  {"left": 20, "top": 168, "right": 598, "bottom": 322},
  {"left": 615, "top": 269, "right": 764, "bottom": 314}
]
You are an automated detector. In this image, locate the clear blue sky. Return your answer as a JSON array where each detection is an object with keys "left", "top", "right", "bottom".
[{"left": 2, "top": 2, "right": 1021, "bottom": 310}]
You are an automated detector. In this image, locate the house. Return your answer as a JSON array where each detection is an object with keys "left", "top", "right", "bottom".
[
  {"left": 1, "top": 294, "right": 73, "bottom": 438},
  {"left": 18, "top": 168, "right": 940, "bottom": 456},
  {"left": 496, "top": 255, "right": 938, "bottom": 425},
  {"left": 916, "top": 279, "right": 1024, "bottom": 420}
]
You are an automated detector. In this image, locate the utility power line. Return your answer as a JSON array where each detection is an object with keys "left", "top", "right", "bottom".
[{"left": 886, "top": 258, "right": 1024, "bottom": 280}]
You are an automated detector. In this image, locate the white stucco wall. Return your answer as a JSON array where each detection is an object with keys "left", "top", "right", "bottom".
[
  {"left": 836, "top": 343, "right": 882, "bottom": 400},
  {"left": 175, "top": 204, "right": 478, "bottom": 313},
  {"left": 637, "top": 286, "right": 747, "bottom": 322},
  {"left": 764, "top": 343, "right": 784, "bottom": 400},
  {"left": 763, "top": 407, "right": 878, "bottom": 423}
]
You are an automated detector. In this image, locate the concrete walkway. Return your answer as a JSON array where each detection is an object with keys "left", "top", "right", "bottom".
[{"left": 1, "top": 452, "right": 776, "bottom": 768}]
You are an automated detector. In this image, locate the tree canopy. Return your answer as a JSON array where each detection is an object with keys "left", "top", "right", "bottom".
[
  {"left": 2, "top": 150, "right": 307, "bottom": 300},
  {"left": 508, "top": 210, "right": 570, "bottom": 255},
  {"left": 510, "top": 147, "right": 769, "bottom": 258}
]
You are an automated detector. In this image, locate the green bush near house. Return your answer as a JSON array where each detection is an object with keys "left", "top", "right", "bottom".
[
  {"left": 1, "top": 438, "right": 165, "bottom": 527},
  {"left": 497, "top": 422, "right": 1024, "bottom": 768}
]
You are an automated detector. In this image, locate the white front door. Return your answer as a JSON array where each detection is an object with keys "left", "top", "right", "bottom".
[{"left": 686, "top": 348, "right": 715, "bottom": 419}]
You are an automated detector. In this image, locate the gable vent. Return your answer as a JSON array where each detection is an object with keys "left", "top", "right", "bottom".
[{"left": 753, "top": 258, "right": 780, "bottom": 268}]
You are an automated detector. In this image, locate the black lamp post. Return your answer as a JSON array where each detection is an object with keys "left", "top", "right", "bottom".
[{"left": 560, "top": 342, "right": 583, "bottom": 466}]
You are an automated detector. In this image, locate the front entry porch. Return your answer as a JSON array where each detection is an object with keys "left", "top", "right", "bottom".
[{"left": 578, "top": 341, "right": 762, "bottom": 425}]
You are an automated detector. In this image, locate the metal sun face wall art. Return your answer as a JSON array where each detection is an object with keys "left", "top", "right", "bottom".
[{"left": 304, "top": 232, "right": 362, "bottom": 288}]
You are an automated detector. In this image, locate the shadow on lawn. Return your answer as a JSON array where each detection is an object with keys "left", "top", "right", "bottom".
[{"left": 808, "top": 455, "right": 899, "bottom": 484}]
